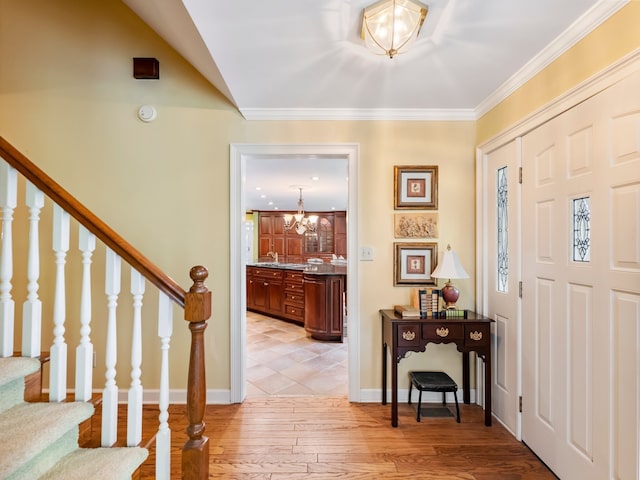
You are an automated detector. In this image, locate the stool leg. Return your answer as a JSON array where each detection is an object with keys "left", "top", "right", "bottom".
[
  {"left": 442, "top": 392, "right": 446, "bottom": 406},
  {"left": 417, "top": 389, "right": 422, "bottom": 422},
  {"left": 453, "top": 390, "right": 460, "bottom": 423},
  {"left": 408, "top": 380, "right": 413, "bottom": 405}
]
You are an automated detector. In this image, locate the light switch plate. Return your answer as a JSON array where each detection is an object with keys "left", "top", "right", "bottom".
[{"left": 359, "top": 246, "right": 374, "bottom": 261}]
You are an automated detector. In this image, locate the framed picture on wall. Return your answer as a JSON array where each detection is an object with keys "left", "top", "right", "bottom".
[
  {"left": 394, "top": 212, "right": 439, "bottom": 238},
  {"left": 394, "top": 165, "right": 438, "bottom": 209},
  {"left": 394, "top": 242, "right": 438, "bottom": 286}
]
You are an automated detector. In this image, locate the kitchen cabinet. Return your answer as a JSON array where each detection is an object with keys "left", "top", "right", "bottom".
[
  {"left": 246, "top": 266, "right": 283, "bottom": 317},
  {"left": 282, "top": 270, "right": 304, "bottom": 324},
  {"left": 303, "top": 272, "right": 345, "bottom": 342},
  {"left": 256, "top": 211, "right": 346, "bottom": 263}
]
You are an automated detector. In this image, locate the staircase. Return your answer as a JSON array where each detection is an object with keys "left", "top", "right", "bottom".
[
  {"left": 0, "top": 357, "right": 147, "bottom": 479},
  {"left": 0, "top": 136, "right": 211, "bottom": 478}
]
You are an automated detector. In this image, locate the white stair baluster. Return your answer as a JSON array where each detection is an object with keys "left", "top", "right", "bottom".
[
  {"left": 127, "top": 268, "right": 145, "bottom": 446},
  {"left": 102, "top": 248, "right": 121, "bottom": 446},
  {"left": 49, "top": 205, "right": 70, "bottom": 402},
  {"left": 0, "top": 163, "right": 17, "bottom": 358},
  {"left": 22, "top": 183, "right": 44, "bottom": 358},
  {"left": 75, "top": 226, "right": 96, "bottom": 401},
  {"left": 156, "top": 292, "right": 173, "bottom": 479}
]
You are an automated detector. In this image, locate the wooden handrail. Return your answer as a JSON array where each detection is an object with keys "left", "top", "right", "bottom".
[{"left": 0, "top": 136, "right": 186, "bottom": 307}]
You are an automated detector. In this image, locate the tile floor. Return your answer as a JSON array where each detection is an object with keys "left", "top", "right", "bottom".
[{"left": 245, "top": 311, "right": 348, "bottom": 397}]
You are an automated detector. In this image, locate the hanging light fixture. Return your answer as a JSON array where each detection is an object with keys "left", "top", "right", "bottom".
[
  {"left": 283, "top": 188, "right": 318, "bottom": 235},
  {"left": 361, "top": 0, "right": 428, "bottom": 59}
]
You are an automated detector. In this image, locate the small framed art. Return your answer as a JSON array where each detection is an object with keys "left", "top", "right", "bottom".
[
  {"left": 394, "top": 242, "right": 438, "bottom": 286},
  {"left": 394, "top": 165, "right": 438, "bottom": 209}
]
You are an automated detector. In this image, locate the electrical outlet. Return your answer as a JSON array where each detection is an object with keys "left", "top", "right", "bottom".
[{"left": 359, "top": 246, "right": 374, "bottom": 261}]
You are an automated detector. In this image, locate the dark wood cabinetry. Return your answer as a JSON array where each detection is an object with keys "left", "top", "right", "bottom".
[
  {"left": 256, "top": 211, "right": 346, "bottom": 263},
  {"left": 246, "top": 267, "right": 283, "bottom": 317},
  {"left": 303, "top": 272, "right": 345, "bottom": 342},
  {"left": 282, "top": 270, "right": 304, "bottom": 324}
]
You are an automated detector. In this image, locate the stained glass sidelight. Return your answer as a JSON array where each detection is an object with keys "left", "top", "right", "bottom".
[
  {"left": 572, "top": 196, "right": 591, "bottom": 262},
  {"left": 497, "top": 167, "right": 508, "bottom": 292}
]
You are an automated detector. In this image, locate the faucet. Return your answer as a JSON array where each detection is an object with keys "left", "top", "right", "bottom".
[{"left": 267, "top": 251, "right": 278, "bottom": 263}]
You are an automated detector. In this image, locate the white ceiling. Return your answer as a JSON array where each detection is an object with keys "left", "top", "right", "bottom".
[{"left": 121, "top": 0, "right": 625, "bottom": 210}]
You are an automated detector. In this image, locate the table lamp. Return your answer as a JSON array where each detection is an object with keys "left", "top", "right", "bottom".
[{"left": 431, "top": 244, "right": 469, "bottom": 310}]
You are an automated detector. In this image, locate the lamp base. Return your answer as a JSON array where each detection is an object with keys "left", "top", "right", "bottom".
[{"left": 441, "top": 281, "right": 460, "bottom": 310}]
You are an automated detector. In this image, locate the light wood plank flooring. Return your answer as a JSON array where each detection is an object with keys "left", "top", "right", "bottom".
[{"left": 135, "top": 397, "right": 557, "bottom": 479}]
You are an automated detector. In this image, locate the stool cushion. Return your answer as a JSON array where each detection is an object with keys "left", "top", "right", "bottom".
[{"left": 410, "top": 371, "right": 457, "bottom": 392}]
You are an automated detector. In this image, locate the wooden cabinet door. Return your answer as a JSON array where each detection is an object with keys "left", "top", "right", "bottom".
[
  {"left": 267, "top": 278, "right": 283, "bottom": 315},
  {"left": 252, "top": 277, "right": 268, "bottom": 310},
  {"left": 303, "top": 275, "right": 325, "bottom": 334},
  {"left": 334, "top": 212, "right": 347, "bottom": 257}
]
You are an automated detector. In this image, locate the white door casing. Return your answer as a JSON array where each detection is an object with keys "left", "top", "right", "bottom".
[{"left": 229, "top": 143, "right": 361, "bottom": 404}]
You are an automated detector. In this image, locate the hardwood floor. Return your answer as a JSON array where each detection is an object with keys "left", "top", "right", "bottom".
[{"left": 136, "top": 397, "right": 557, "bottom": 479}]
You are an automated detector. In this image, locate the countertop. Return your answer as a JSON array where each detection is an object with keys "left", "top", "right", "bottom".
[{"left": 247, "top": 262, "right": 347, "bottom": 276}]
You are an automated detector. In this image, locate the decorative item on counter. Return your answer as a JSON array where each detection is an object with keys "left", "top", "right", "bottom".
[
  {"left": 393, "top": 304, "right": 421, "bottom": 318},
  {"left": 330, "top": 254, "right": 347, "bottom": 265}
]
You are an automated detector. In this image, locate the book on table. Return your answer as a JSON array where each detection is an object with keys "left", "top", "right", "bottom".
[
  {"left": 393, "top": 304, "right": 421, "bottom": 318},
  {"left": 418, "top": 288, "right": 441, "bottom": 317}
]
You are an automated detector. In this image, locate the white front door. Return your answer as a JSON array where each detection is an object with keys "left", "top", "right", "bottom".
[
  {"left": 521, "top": 69, "right": 640, "bottom": 479},
  {"left": 483, "top": 140, "right": 521, "bottom": 437}
]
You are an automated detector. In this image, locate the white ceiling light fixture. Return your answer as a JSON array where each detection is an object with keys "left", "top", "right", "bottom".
[
  {"left": 283, "top": 187, "right": 318, "bottom": 235},
  {"left": 361, "top": 0, "right": 428, "bottom": 59}
]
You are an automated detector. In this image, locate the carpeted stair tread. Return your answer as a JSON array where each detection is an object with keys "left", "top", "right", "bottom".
[
  {"left": 38, "top": 446, "right": 149, "bottom": 480},
  {"left": 0, "top": 357, "right": 40, "bottom": 386},
  {"left": 0, "top": 401, "right": 94, "bottom": 479}
]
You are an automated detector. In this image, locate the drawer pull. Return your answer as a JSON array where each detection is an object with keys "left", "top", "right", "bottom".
[
  {"left": 291, "top": 296, "right": 296, "bottom": 300},
  {"left": 436, "top": 327, "right": 449, "bottom": 338},
  {"left": 469, "top": 331, "right": 483, "bottom": 341},
  {"left": 402, "top": 330, "right": 416, "bottom": 341}
]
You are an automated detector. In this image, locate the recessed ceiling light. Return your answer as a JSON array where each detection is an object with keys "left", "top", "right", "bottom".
[
  {"left": 255, "top": 186, "right": 262, "bottom": 190},
  {"left": 311, "top": 176, "right": 319, "bottom": 181},
  {"left": 268, "top": 201, "right": 273, "bottom": 205},
  {"left": 260, "top": 194, "right": 267, "bottom": 198}
]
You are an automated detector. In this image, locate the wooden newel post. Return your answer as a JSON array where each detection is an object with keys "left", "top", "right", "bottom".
[{"left": 182, "top": 265, "right": 211, "bottom": 479}]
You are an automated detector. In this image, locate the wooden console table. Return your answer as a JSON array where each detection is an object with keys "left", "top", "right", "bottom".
[{"left": 380, "top": 309, "right": 493, "bottom": 427}]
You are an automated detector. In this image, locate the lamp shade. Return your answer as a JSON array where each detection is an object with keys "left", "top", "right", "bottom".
[{"left": 431, "top": 246, "right": 469, "bottom": 280}]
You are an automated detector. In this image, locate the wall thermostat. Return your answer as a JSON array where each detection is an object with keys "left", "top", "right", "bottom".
[{"left": 137, "top": 104, "right": 157, "bottom": 122}]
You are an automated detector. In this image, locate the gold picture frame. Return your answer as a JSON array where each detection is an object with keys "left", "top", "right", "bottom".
[
  {"left": 394, "top": 242, "right": 438, "bottom": 286},
  {"left": 394, "top": 165, "right": 438, "bottom": 209}
]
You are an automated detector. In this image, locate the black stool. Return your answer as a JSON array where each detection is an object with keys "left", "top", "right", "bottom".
[{"left": 408, "top": 371, "right": 460, "bottom": 423}]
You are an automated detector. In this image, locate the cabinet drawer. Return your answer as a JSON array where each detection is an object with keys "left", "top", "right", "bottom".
[
  {"left": 397, "top": 324, "right": 421, "bottom": 346},
  {"left": 253, "top": 268, "right": 283, "bottom": 279},
  {"left": 284, "top": 281, "right": 304, "bottom": 292},
  {"left": 285, "top": 271, "right": 304, "bottom": 281},
  {"left": 465, "top": 325, "right": 489, "bottom": 347},
  {"left": 284, "top": 291, "right": 304, "bottom": 305},
  {"left": 423, "top": 324, "right": 463, "bottom": 341},
  {"left": 284, "top": 304, "right": 304, "bottom": 317}
]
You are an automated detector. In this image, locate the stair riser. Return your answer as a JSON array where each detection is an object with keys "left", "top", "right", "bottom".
[{"left": 0, "top": 377, "right": 24, "bottom": 414}]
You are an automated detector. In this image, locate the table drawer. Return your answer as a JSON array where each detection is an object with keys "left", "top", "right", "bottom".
[
  {"left": 423, "top": 324, "right": 463, "bottom": 341},
  {"left": 397, "top": 324, "right": 421, "bottom": 346},
  {"left": 465, "top": 325, "right": 489, "bottom": 347}
]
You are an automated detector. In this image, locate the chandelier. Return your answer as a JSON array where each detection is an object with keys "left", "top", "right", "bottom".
[
  {"left": 361, "top": 0, "right": 428, "bottom": 58},
  {"left": 283, "top": 188, "right": 318, "bottom": 235}
]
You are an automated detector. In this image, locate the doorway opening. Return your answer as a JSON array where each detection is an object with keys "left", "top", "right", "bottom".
[{"left": 230, "top": 144, "right": 360, "bottom": 403}]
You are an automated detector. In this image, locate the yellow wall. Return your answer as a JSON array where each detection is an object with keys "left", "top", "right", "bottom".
[
  {"left": 6, "top": 1, "right": 636, "bottom": 397},
  {"left": 477, "top": 2, "right": 640, "bottom": 143},
  {"left": 0, "top": 0, "right": 477, "bottom": 393}
]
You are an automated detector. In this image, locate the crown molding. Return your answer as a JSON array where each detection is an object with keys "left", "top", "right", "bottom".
[
  {"left": 475, "top": 0, "right": 629, "bottom": 118},
  {"left": 239, "top": 107, "right": 476, "bottom": 121}
]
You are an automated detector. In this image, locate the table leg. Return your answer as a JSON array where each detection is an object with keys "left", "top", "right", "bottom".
[
  {"left": 382, "top": 342, "right": 387, "bottom": 405},
  {"left": 462, "top": 351, "right": 470, "bottom": 404},
  {"left": 484, "top": 353, "right": 492, "bottom": 426},
  {"left": 391, "top": 356, "right": 398, "bottom": 427}
]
